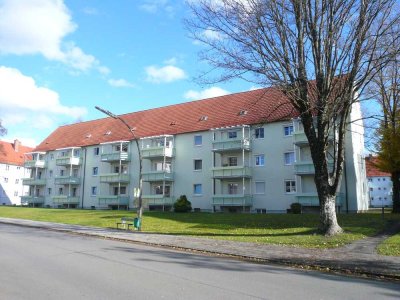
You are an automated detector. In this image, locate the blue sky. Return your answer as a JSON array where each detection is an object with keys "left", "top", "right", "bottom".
[{"left": 0, "top": 0, "right": 255, "bottom": 147}]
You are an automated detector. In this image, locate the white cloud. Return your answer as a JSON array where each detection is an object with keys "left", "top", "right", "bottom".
[
  {"left": 146, "top": 65, "right": 186, "bottom": 83},
  {"left": 184, "top": 87, "right": 230, "bottom": 100},
  {"left": 203, "top": 28, "right": 225, "bottom": 40},
  {"left": 0, "top": 66, "right": 87, "bottom": 128},
  {"left": 0, "top": 0, "right": 107, "bottom": 73},
  {"left": 139, "top": 0, "right": 175, "bottom": 16},
  {"left": 108, "top": 78, "right": 135, "bottom": 88},
  {"left": 163, "top": 57, "right": 177, "bottom": 65}
]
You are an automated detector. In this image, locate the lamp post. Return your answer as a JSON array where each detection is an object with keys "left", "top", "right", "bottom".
[{"left": 95, "top": 106, "right": 143, "bottom": 230}]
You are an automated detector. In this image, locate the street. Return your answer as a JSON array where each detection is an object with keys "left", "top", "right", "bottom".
[{"left": 0, "top": 224, "right": 399, "bottom": 300}]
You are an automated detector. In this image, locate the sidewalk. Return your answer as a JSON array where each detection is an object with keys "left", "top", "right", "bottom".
[{"left": 1, "top": 217, "right": 399, "bottom": 280}]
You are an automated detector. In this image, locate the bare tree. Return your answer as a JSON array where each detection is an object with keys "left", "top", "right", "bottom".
[
  {"left": 0, "top": 119, "right": 6, "bottom": 136},
  {"left": 186, "top": 0, "right": 400, "bottom": 235}
]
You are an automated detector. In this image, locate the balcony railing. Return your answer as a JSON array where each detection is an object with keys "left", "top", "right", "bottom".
[
  {"left": 20, "top": 196, "right": 45, "bottom": 205},
  {"left": 22, "top": 178, "right": 46, "bottom": 186},
  {"left": 101, "top": 151, "right": 130, "bottom": 162},
  {"left": 98, "top": 195, "right": 130, "bottom": 206},
  {"left": 296, "top": 193, "right": 343, "bottom": 206},
  {"left": 24, "top": 160, "right": 46, "bottom": 168},
  {"left": 141, "top": 146, "right": 174, "bottom": 158},
  {"left": 212, "top": 194, "right": 253, "bottom": 206},
  {"left": 56, "top": 156, "right": 82, "bottom": 166},
  {"left": 99, "top": 173, "right": 130, "bottom": 183},
  {"left": 142, "top": 194, "right": 174, "bottom": 206},
  {"left": 52, "top": 196, "right": 80, "bottom": 204},
  {"left": 142, "top": 171, "right": 174, "bottom": 182},
  {"left": 293, "top": 130, "right": 336, "bottom": 146},
  {"left": 294, "top": 160, "right": 334, "bottom": 175},
  {"left": 54, "top": 176, "right": 81, "bottom": 185},
  {"left": 212, "top": 166, "right": 252, "bottom": 178},
  {"left": 212, "top": 138, "right": 251, "bottom": 152}
]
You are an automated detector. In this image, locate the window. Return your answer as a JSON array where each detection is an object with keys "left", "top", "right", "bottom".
[
  {"left": 50, "top": 154, "right": 54, "bottom": 160},
  {"left": 285, "top": 180, "right": 296, "bottom": 193},
  {"left": 228, "top": 157, "right": 238, "bottom": 167},
  {"left": 255, "top": 154, "right": 265, "bottom": 166},
  {"left": 6, "top": 165, "right": 9, "bottom": 171},
  {"left": 73, "top": 149, "right": 80, "bottom": 157},
  {"left": 15, "top": 179, "right": 19, "bottom": 184},
  {"left": 383, "top": 178, "right": 386, "bottom": 181},
  {"left": 48, "top": 170, "right": 53, "bottom": 178},
  {"left": 93, "top": 167, "right": 98, "bottom": 176},
  {"left": 94, "top": 147, "right": 100, "bottom": 156},
  {"left": 91, "top": 186, "right": 97, "bottom": 196},
  {"left": 4, "top": 178, "right": 8, "bottom": 183},
  {"left": 370, "top": 187, "right": 373, "bottom": 191},
  {"left": 255, "top": 128, "right": 264, "bottom": 139},
  {"left": 48, "top": 188, "right": 52, "bottom": 195},
  {"left": 378, "top": 178, "right": 381, "bottom": 181},
  {"left": 228, "top": 131, "right": 237, "bottom": 139},
  {"left": 228, "top": 183, "right": 239, "bottom": 194},
  {"left": 60, "top": 169, "right": 64, "bottom": 176},
  {"left": 14, "top": 191, "right": 18, "bottom": 196},
  {"left": 284, "top": 152, "right": 295, "bottom": 165},
  {"left": 284, "top": 125, "right": 294, "bottom": 136},
  {"left": 116, "top": 144, "right": 128, "bottom": 152},
  {"left": 193, "top": 184, "right": 202, "bottom": 195},
  {"left": 255, "top": 181, "right": 265, "bottom": 194},
  {"left": 58, "top": 187, "right": 63, "bottom": 195},
  {"left": 194, "top": 159, "right": 202, "bottom": 171},
  {"left": 194, "top": 135, "right": 202, "bottom": 146}
]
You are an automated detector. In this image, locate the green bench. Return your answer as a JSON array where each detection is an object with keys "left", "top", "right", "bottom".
[{"left": 116, "top": 217, "right": 141, "bottom": 230}]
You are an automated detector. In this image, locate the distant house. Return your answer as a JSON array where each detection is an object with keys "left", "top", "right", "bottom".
[
  {"left": 0, "top": 140, "right": 33, "bottom": 205},
  {"left": 365, "top": 155, "right": 392, "bottom": 207}
]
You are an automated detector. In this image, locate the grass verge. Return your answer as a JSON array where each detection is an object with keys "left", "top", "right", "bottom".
[
  {"left": 377, "top": 234, "right": 400, "bottom": 256},
  {"left": 0, "top": 206, "right": 399, "bottom": 250}
]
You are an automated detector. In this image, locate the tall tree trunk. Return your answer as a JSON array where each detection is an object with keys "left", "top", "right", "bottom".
[{"left": 392, "top": 171, "right": 400, "bottom": 213}]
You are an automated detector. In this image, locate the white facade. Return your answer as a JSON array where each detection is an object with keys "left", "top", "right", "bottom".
[
  {"left": 22, "top": 117, "right": 369, "bottom": 213},
  {"left": 0, "top": 162, "right": 29, "bottom": 205},
  {"left": 368, "top": 176, "right": 393, "bottom": 207}
]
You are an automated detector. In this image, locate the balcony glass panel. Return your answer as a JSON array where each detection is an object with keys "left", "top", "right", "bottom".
[
  {"left": 20, "top": 196, "right": 45, "bottom": 204},
  {"left": 212, "top": 166, "right": 252, "bottom": 178},
  {"left": 54, "top": 176, "right": 81, "bottom": 185},
  {"left": 142, "top": 171, "right": 174, "bottom": 182},
  {"left": 24, "top": 160, "right": 46, "bottom": 168},
  {"left": 101, "top": 151, "right": 130, "bottom": 162},
  {"left": 142, "top": 195, "right": 174, "bottom": 205},
  {"left": 56, "top": 157, "right": 82, "bottom": 166},
  {"left": 296, "top": 193, "right": 343, "bottom": 206},
  {"left": 22, "top": 178, "right": 46, "bottom": 186},
  {"left": 99, "top": 173, "right": 130, "bottom": 183},
  {"left": 98, "top": 196, "right": 129, "bottom": 206},
  {"left": 212, "top": 194, "right": 253, "bottom": 206},
  {"left": 52, "top": 196, "right": 80, "bottom": 204},
  {"left": 212, "top": 138, "right": 251, "bottom": 152}
]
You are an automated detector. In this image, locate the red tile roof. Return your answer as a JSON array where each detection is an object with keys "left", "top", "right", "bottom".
[
  {"left": 35, "top": 88, "right": 298, "bottom": 152},
  {"left": 365, "top": 156, "right": 391, "bottom": 177},
  {"left": 0, "top": 140, "right": 33, "bottom": 166}
]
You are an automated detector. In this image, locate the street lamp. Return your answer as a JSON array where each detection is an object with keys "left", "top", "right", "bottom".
[{"left": 95, "top": 106, "right": 143, "bottom": 230}]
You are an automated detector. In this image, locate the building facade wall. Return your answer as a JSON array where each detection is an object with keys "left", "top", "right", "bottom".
[{"left": 0, "top": 162, "right": 29, "bottom": 205}]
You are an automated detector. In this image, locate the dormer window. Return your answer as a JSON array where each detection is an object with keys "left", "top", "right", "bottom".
[
  {"left": 199, "top": 115, "right": 208, "bottom": 121},
  {"left": 105, "top": 130, "right": 112, "bottom": 135},
  {"left": 238, "top": 110, "right": 248, "bottom": 116},
  {"left": 86, "top": 134, "right": 92, "bottom": 138}
]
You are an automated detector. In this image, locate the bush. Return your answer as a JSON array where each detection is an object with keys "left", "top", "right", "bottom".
[
  {"left": 173, "top": 195, "right": 192, "bottom": 213},
  {"left": 290, "top": 203, "right": 302, "bottom": 214}
]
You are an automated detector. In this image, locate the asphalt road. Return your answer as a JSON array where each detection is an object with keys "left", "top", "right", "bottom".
[{"left": 0, "top": 224, "right": 399, "bottom": 300}]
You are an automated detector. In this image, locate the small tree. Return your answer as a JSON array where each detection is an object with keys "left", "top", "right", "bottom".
[{"left": 174, "top": 195, "right": 192, "bottom": 213}]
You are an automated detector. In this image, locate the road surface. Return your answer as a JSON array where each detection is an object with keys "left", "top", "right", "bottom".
[{"left": 0, "top": 224, "right": 399, "bottom": 299}]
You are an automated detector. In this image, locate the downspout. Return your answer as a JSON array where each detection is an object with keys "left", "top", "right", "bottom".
[
  {"left": 344, "top": 155, "right": 349, "bottom": 214},
  {"left": 81, "top": 148, "right": 87, "bottom": 209}
]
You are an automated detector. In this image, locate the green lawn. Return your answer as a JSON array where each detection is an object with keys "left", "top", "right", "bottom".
[
  {"left": 0, "top": 206, "right": 399, "bottom": 251},
  {"left": 377, "top": 234, "right": 400, "bottom": 256}
]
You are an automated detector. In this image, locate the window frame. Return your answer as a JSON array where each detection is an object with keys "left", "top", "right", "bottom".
[
  {"left": 285, "top": 180, "right": 296, "bottom": 194},
  {"left": 284, "top": 125, "right": 294, "bottom": 136},
  {"left": 193, "top": 184, "right": 202, "bottom": 196},
  {"left": 194, "top": 135, "right": 203, "bottom": 146},
  {"left": 255, "top": 127, "right": 264, "bottom": 139},
  {"left": 255, "top": 154, "right": 265, "bottom": 167},
  {"left": 194, "top": 159, "right": 203, "bottom": 171},
  {"left": 284, "top": 151, "right": 295, "bottom": 165}
]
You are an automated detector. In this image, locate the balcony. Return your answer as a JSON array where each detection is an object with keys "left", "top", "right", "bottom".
[
  {"left": 56, "top": 156, "right": 82, "bottom": 166},
  {"left": 212, "top": 166, "right": 252, "bottom": 179},
  {"left": 24, "top": 160, "right": 46, "bottom": 168},
  {"left": 21, "top": 196, "right": 45, "bottom": 205},
  {"left": 142, "top": 171, "right": 174, "bottom": 182},
  {"left": 22, "top": 178, "right": 46, "bottom": 186},
  {"left": 212, "top": 194, "right": 253, "bottom": 206},
  {"left": 294, "top": 160, "right": 334, "bottom": 175},
  {"left": 52, "top": 196, "right": 80, "bottom": 204},
  {"left": 212, "top": 138, "right": 251, "bottom": 152},
  {"left": 142, "top": 146, "right": 174, "bottom": 158},
  {"left": 98, "top": 196, "right": 130, "bottom": 206},
  {"left": 293, "top": 130, "right": 336, "bottom": 147},
  {"left": 54, "top": 176, "right": 80, "bottom": 185},
  {"left": 101, "top": 151, "right": 130, "bottom": 162},
  {"left": 296, "top": 193, "right": 343, "bottom": 206},
  {"left": 99, "top": 173, "right": 130, "bottom": 183},
  {"left": 142, "top": 195, "right": 174, "bottom": 205}
]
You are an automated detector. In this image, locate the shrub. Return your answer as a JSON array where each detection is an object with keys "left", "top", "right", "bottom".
[
  {"left": 173, "top": 195, "right": 192, "bottom": 213},
  {"left": 290, "top": 203, "right": 302, "bottom": 214}
]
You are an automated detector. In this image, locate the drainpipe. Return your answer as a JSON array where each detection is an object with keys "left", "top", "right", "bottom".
[
  {"left": 81, "top": 148, "right": 87, "bottom": 209},
  {"left": 344, "top": 155, "right": 349, "bottom": 214}
]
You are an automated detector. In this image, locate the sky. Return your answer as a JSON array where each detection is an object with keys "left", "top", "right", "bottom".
[{"left": 0, "top": 0, "right": 255, "bottom": 148}]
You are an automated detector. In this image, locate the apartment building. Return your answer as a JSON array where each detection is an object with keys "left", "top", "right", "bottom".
[
  {"left": 365, "top": 155, "right": 392, "bottom": 207},
  {"left": 23, "top": 88, "right": 369, "bottom": 212},
  {"left": 0, "top": 139, "right": 33, "bottom": 205}
]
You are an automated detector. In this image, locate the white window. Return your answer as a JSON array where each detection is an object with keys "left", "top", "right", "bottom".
[
  {"left": 255, "top": 128, "right": 264, "bottom": 139},
  {"left": 228, "top": 183, "right": 239, "bottom": 194},
  {"left": 59, "top": 187, "right": 63, "bottom": 195},
  {"left": 284, "top": 125, "right": 294, "bottom": 136},
  {"left": 194, "top": 184, "right": 202, "bottom": 195},
  {"left": 228, "top": 131, "right": 237, "bottom": 139},
  {"left": 14, "top": 191, "right": 18, "bottom": 196},
  {"left": 194, "top": 159, "right": 202, "bottom": 171},
  {"left": 116, "top": 144, "right": 128, "bottom": 152},
  {"left": 50, "top": 154, "right": 54, "bottom": 160},
  {"left": 91, "top": 186, "right": 97, "bottom": 196},
  {"left": 285, "top": 180, "right": 296, "bottom": 193},
  {"left": 6, "top": 165, "right": 9, "bottom": 171},
  {"left": 255, "top": 181, "right": 265, "bottom": 194},
  {"left": 48, "top": 188, "right": 52, "bottom": 195},
  {"left": 49, "top": 170, "right": 53, "bottom": 178},
  {"left": 284, "top": 152, "right": 295, "bottom": 165},
  {"left": 255, "top": 154, "right": 265, "bottom": 166},
  {"left": 73, "top": 149, "right": 80, "bottom": 157},
  {"left": 93, "top": 167, "right": 98, "bottom": 176},
  {"left": 94, "top": 147, "right": 100, "bottom": 156},
  {"left": 15, "top": 179, "right": 19, "bottom": 184},
  {"left": 194, "top": 135, "right": 202, "bottom": 146},
  {"left": 228, "top": 157, "right": 238, "bottom": 167},
  {"left": 4, "top": 178, "right": 8, "bottom": 183}
]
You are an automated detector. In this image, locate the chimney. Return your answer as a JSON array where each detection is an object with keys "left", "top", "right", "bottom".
[{"left": 13, "top": 139, "right": 21, "bottom": 152}]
